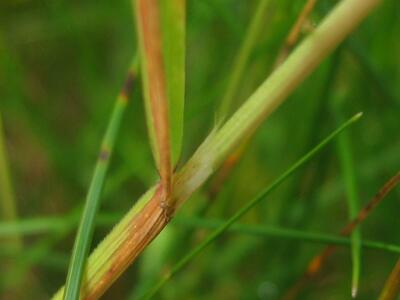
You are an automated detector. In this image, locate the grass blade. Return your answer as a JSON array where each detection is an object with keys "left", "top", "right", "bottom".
[
  {"left": 159, "top": 0, "right": 186, "bottom": 165},
  {"left": 135, "top": 0, "right": 173, "bottom": 201},
  {"left": 141, "top": 113, "right": 362, "bottom": 299},
  {"left": 0, "top": 217, "right": 66, "bottom": 237},
  {"left": 217, "top": 0, "right": 271, "bottom": 120},
  {"left": 2, "top": 214, "right": 400, "bottom": 256},
  {"left": 173, "top": 217, "right": 400, "bottom": 255},
  {"left": 1, "top": 214, "right": 400, "bottom": 257},
  {"left": 209, "top": 0, "right": 271, "bottom": 199},
  {"left": 63, "top": 61, "right": 137, "bottom": 300},
  {"left": 0, "top": 112, "right": 21, "bottom": 249},
  {"left": 334, "top": 104, "right": 362, "bottom": 297}
]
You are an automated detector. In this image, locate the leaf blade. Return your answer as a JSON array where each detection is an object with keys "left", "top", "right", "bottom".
[
  {"left": 159, "top": 0, "right": 186, "bottom": 165},
  {"left": 334, "top": 102, "right": 362, "bottom": 298},
  {"left": 135, "top": 0, "right": 173, "bottom": 198}
]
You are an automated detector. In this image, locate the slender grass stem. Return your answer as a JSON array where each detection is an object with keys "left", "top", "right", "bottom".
[
  {"left": 0, "top": 112, "right": 21, "bottom": 249},
  {"left": 141, "top": 113, "right": 362, "bottom": 299},
  {"left": 208, "top": 0, "right": 271, "bottom": 199},
  {"left": 173, "top": 217, "right": 400, "bottom": 255},
  {"left": 334, "top": 101, "right": 362, "bottom": 297},
  {"left": 217, "top": 0, "right": 271, "bottom": 120},
  {"left": 2, "top": 216, "right": 400, "bottom": 258},
  {"left": 63, "top": 60, "right": 138, "bottom": 300}
]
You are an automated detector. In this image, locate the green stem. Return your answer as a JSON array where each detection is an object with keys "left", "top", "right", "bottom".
[
  {"left": 334, "top": 100, "right": 362, "bottom": 297},
  {"left": 1, "top": 215, "right": 399, "bottom": 258},
  {"left": 173, "top": 217, "right": 400, "bottom": 255}
]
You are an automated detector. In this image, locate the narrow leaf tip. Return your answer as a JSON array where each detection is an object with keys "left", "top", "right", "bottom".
[
  {"left": 352, "top": 112, "right": 363, "bottom": 121},
  {"left": 351, "top": 285, "right": 358, "bottom": 298}
]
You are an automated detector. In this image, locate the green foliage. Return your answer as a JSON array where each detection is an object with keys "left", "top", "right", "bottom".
[{"left": 159, "top": 0, "right": 186, "bottom": 165}]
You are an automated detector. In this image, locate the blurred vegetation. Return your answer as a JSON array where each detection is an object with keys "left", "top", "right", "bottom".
[{"left": 0, "top": 0, "right": 399, "bottom": 299}]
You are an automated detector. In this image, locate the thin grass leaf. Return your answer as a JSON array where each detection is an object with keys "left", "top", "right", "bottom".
[
  {"left": 63, "top": 60, "right": 138, "bottom": 300},
  {"left": 1, "top": 212, "right": 400, "bottom": 266},
  {"left": 0, "top": 112, "right": 21, "bottom": 249},
  {"left": 379, "top": 259, "right": 400, "bottom": 300},
  {"left": 135, "top": 0, "right": 173, "bottom": 201},
  {"left": 334, "top": 103, "right": 361, "bottom": 298},
  {"left": 0, "top": 111, "right": 24, "bottom": 293},
  {"left": 159, "top": 0, "right": 186, "bottom": 165},
  {"left": 209, "top": 0, "right": 317, "bottom": 200},
  {"left": 0, "top": 218, "right": 66, "bottom": 237},
  {"left": 2, "top": 214, "right": 400, "bottom": 256},
  {"left": 141, "top": 113, "right": 362, "bottom": 299},
  {"left": 173, "top": 217, "right": 400, "bottom": 255},
  {"left": 217, "top": 0, "right": 271, "bottom": 121}
]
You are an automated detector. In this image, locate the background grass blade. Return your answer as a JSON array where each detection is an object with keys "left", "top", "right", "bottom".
[
  {"left": 135, "top": 0, "right": 173, "bottom": 199},
  {"left": 63, "top": 61, "right": 137, "bottom": 300},
  {"left": 334, "top": 101, "right": 362, "bottom": 297},
  {"left": 0, "top": 111, "right": 24, "bottom": 294},
  {"left": 0, "top": 112, "right": 21, "bottom": 249},
  {"left": 141, "top": 113, "right": 362, "bottom": 299},
  {"left": 159, "top": 0, "right": 186, "bottom": 166},
  {"left": 1, "top": 214, "right": 400, "bottom": 255},
  {"left": 173, "top": 217, "right": 400, "bottom": 254},
  {"left": 209, "top": 0, "right": 271, "bottom": 199},
  {"left": 217, "top": 0, "right": 271, "bottom": 121}
]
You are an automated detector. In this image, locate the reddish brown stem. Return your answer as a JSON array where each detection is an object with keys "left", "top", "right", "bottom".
[
  {"left": 137, "top": 0, "right": 172, "bottom": 201},
  {"left": 275, "top": 0, "right": 318, "bottom": 66},
  {"left": 283, "top": 171, "right": 400, "bottom": 300},
  {"left": 85, "top": 185, "right": 169, "bottom": 300},
  {"left": 379, "top": 259, "right": 400, "bottom": 300}
]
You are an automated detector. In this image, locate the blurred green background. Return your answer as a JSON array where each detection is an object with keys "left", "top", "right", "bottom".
[{"left": 0, "top": 0, "right": 399, "bottom": 299}]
